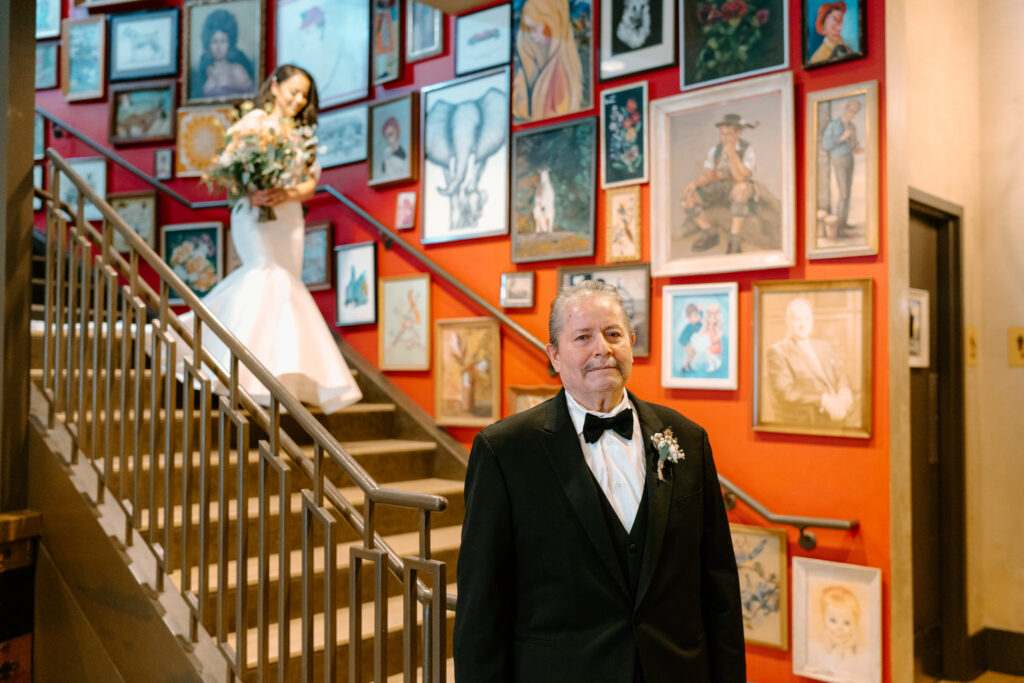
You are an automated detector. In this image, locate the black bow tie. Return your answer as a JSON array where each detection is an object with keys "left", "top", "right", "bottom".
[{"left": 582, "top": 408, "right": 634, "bottom": 444}]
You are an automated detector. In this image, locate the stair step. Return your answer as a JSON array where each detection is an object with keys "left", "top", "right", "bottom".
[{"left": 386, "top": 659, "right": 455, "bottom": 683}]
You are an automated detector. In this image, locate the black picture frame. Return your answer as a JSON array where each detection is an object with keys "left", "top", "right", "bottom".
[
  {"left": 802, "top": 0, "right": 867, "bottom": 70},
  {"left": 109, "top": 9, "right": 180, "bottom": 82}
]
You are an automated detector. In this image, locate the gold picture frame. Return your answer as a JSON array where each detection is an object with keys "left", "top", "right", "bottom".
[
  {"left": 434, "top": 317, "right": 500, "bottom": 427},
  {"left": 605, "top": 185, "right": 642, "bottom": 263},
  {"left": 61, "top": 16, "right": 107, "bottom": 102},
  {"left": 507, "top": 384, "right": 560, "bottom": 414},
  {"left": 182, "top": 0, "right": 265, "bottom": 105}
]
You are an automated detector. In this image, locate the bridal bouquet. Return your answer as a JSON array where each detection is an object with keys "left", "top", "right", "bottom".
[{"left": 203, "top": 102, "right": 319, "bottom": 221}]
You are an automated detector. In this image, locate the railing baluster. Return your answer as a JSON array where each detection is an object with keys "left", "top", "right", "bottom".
[
  {"left": 258, "top": 439, "right": 292, "bottom": 683},
  {"left": 99, "top": 264, "right": 119, "bottom": 504},
  {"left": 53, "top": 214, "right": 66, "bottom": 418},
  {"left": 76, "top": 233, "right": 93, "bottom": 466},
  {"left": 302, "top": 491, "right": 337, "bottom": 683}
]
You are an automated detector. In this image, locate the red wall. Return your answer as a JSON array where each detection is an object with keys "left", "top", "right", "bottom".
[{"left": 37, "top": 0, "right": 891, "bottom": 679}]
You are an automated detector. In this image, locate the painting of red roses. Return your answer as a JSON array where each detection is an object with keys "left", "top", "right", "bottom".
[{"left": 681, "top": 0, "right": 787, "bottom": 90}]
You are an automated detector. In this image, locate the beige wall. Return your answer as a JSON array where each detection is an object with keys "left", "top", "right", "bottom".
[{"left": 904, "top": 0, "right": 1024, "bottom": 635}]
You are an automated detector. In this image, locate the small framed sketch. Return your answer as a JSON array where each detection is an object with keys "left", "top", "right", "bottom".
[
  {"left": 109, "top": 80, "right": 177, "bottom": 146},
  {"left": 318, "top": 105, "right": 368, "bottom": 168},
  {"left": 508, "top": 384, "right": 560, "bottom": 414},
  {"left": 407, "top": 0, "right": 444, "bottom": 63},
  {"left": 33, "top": 165, "right": 44, "bottom": 212},
  {"left": 455, "top": 4, "right": 512, "bottom": 76},
  {"left": 680, "top": 0, "right": 788, "bottom": 91},
  {"left": 175, "top": 105, "right": 235, "bottom": 178},
  {"left": 36, "top": 41, "right": 59, "bottom": 90},
  {"left": 62, "top": 16, "right": 107, "bottom": 102},
  {"left": 511, "top": 117, "right": 598, "bottom": 263},
  {"left": 661, "top": 282, "right": 738, "bottom": 390},
  {"left": 379, "top": 273, "right": 431, "bottom": 371},
  {"left": 803, "top": 0, "right": 866, "bottom": 69},
  {"left": 108, "top": 192, "right": 157, "bottom": 252},
  {"left": 162, "top": 222, "right": 224, "bottom": 305},
  {"left": 600, "top": 81, "right": 648, "bottom": 188},
  {"left": 731, "top": 524, "right": 788, "bottom": 650},
  {"left": 599, "top": 0, "right": 675, "bottom": 80},
  {"left": 373, "top": 0, "right": 402, "bottom": 84},
  {"left": 395, "top": 191, "right": 417, "bottom": 229},
  {"left": 58, "top": 158, "right": 107, "bottom": 222},
  {"left": 421, "top": 67, "right": 511, "bottom": 245},
  {"left": 35, "top": 115, "right": 45, "bottom": 161},
  {"left": 182, "top": 0, "right": 263, "bottom": 105},
  {"left": 806, "top": 80, "right": 879, "bottom": 259},
  {"left": 605, "top": 185, "right": 642, "bottom": 263},
  {"left": 558, "top": 263, "right": 650, "bottom": 357},
  {"left": 36, "top": 0, "right": 61, "bottom": 39},
  {"left": 753, "top": 278, "right": 873, "bottom": 438},
  {"left": 500, "top": 271, "right": 534, "bottom": 308},
  {"left": 650, "top": 72, "right": 795, "bottom": 277},
  {"left": 435, "top": 317, "right": 501, "bottom": 427},
  {"left": 301, "top": 221, "right": 333, "bottom": 291},
  {"left": 369, "top": 94, "right": 419, "bottom": 187},
  {"left": 792, "top": 557, "right": 882, "bottom": 683},
  {"left": 154, "top": 149, "right": 174, "bottom": 181},
  {"left": 907, "top": 288, "right": 930, "bottom": 369},
  {"left": 335, "top": 242, "right": 377, "bottom": 326},
  {"left": 109, "top": 8, "right": 180, "bottom": 81}
]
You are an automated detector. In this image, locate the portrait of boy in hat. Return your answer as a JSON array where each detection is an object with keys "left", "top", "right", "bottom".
[{"left": 803, "top": 0, "right": 864, "bottom": 68}]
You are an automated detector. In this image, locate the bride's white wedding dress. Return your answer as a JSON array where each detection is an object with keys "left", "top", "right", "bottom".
[{"left": 178, "top": 112, "right": 362, "bottom": 414}]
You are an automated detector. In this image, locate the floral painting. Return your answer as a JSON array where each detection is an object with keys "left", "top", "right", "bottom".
[
  {"left": 681, "top": 0, "right": 787, "bottom": 90},
  {"left": 601, "top": 81, "right": 648, "bottom": 188},
  {"left": 731, "top": 524, "right": 788, "bottom": 649},
  {"left": 162, "top": 222, "right": 223, "bottom": 305},
  {"left": 175, "top": 105, "right": 234, "bottom": 177},
  {"left": 435, "top": 318, "right": 500, "bottom": 426}
]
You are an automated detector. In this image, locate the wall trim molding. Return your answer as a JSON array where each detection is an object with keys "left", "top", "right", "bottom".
[{"left": 975, "top": 628, "right": 1024, "bottom": 676}]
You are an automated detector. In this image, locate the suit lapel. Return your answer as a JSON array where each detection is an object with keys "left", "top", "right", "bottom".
[
  {"left": 540, "top": 390, "right": 630, "bottom": 598},
  {"left": 630, "top": 392, "right": 673, "bottom": 609}
]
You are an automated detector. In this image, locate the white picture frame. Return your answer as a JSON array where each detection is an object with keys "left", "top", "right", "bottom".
[
  {"left": 907, "top": 288, "right": 930, "bottom": 369},
  {"left": 58, "top": 158, "right": 107, "bottom": 222},
  {"left": 599, "top": 0, "right": 675, "bottom": 80},
  {"left": 455, "top": 4, "right": 512, "bottom": 76},
  {"left": 499, "top": 271, "right": 534, "bottom": 308},
  {"left": 318, "top": 105, "right": 368, "bottom": 168},
  {"left": 335, "top": 242, "right": 377, "bottom": 326},
  {"left": 661, "top": 282, "right": 738, "bottom": 390}
]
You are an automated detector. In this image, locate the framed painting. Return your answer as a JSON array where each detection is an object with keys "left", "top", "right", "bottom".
[
  {"left": 508, "top": 384, "right": 560, "bottom": 413},
  {"left": 792, "top": 557, "right": 882, "bottom": 683},
  {"left": 175, "top": 105, "right": 234, "bottom": 178},
  {"left": 335, "top": 242, "right": 377, "bottom": 326},
  {"left": 605, "top": 185, "right": 642, "bottom": 263},
  {"left": 183, "top": 0, "right": 263, "bottom": 105},
  {"left": 557, "top": 263, "right": 650, "bottom": 357},
  {"left": 753, "top": 278, "right": 873, "bottom": 438},
  {"left": 36, "top": 41, "right": 59, "bottom": 90},
  {"left": 599, "top": 0, "right": 675, "bottom": 80},
  {"left": 435, "top": 317, "right": 501, "bottom": 427},
  {"left": 907, "top": 288, "right": 929, "bottom": 369},
  {"left": 35, "top": 115, "right": 45, "bottom": 162},
  {"left": 109, "top": 9, "right": 180, "bottom": 81},
  {"left": 806, "top": 80, "right": 878, "bottom": 259},
  {"left": 58, "top": 158, "right": 107, "bottom": 222},
  {"left": 162, "top": 222, "right": 224, "bottom": 305},
  {"left": 511, "top": 117, "right": 597, "bottom": 263},
  {"left": 108, "top": 192, "right": 157, "bottom": 252},
  {"left": 395, "top": 191, "right": 417, "bottom": 229},
  {"left": 500, "top": 271, "right": 534, "bottom": 308},
  {"left": 379, "top": 273, "right": 431, "bottom": 371},
  {"left": 680, "top": 0, "right": 787, "bottom": 91},
  {"left": 318, "top": 105, "right": 368, "bottom": 168},
  {"left": 731, "top": 524, "right": 788, "bottom": 650},
  {"left": 368, "top": 93, "right": 418, "bottom": 187},
  {"left": 62, "top": 16, "right": 107, "bottom": 102},
  {"left": 37, "top": 0, "right": 60, "bottom": 39},
  {"left": 33, "top": 165, "right": 44, "bottom": 212},
  {"left": 650, "top": 72, "right": 795, "bottom": 277},
  {"left": 661, "top": 282, "right": 738, "bottom": 390},
  {"left": 421, "top": 67, "right": 511, "bottom": 245},
  {"left": 512, "top": 0, "right": 593, "bottom": 124},
  {"left": 407, "top": 0, "right": 444, "bottom": 63},
  {"left": 109, "top": 80, "right": 177, "bottom": 146},
  {"left": 600, "top": 80, "right": 648, "bottom": 188},
  {"left": 301, "top": 221, "right": 333, "bottom": 291},
  {"left": 155, "top": 148, "right": 174, "bottom": 180},
  {"left": 455, "top": 4, "right": 512, "bottom": 76},
  {"left": 373, "top": 0, "right": 402, "bottom": 84},
  {"left": 276, "top": 0, "right": 370, "bottom": 108},
  {"left": 803, "top": 0, "right": 865, "bottom": 69},
  {"left": 82, "top": 0, "right": 147, "bottom": 5}
]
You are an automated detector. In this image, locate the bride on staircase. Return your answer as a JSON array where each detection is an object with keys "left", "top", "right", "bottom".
[{"left": 180, "top": 64, "right": 362, "bottom": 414}]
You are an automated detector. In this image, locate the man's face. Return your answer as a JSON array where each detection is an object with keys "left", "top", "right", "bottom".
[
  {"left": 546, "top": 296, "right": 634, "bottom": 410},
  {"left": 842, "top": 100, "right": 861, "bottom": 123},
  {"left": 823, "top": 9, "right": 844, "bottom": 41},
  {"left": 384, "top": 125, "right": 400, "bottom": 150},
  {"left": 787, "top": 300, "right": 814, "bottom": 340},
  {"left": 718, "top": 125, "right": 740, "bottom": 147}
]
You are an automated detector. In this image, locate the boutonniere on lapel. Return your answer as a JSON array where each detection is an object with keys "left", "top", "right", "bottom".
[{"left": 651, "top": 428, "right": 684, "bottom": 483}]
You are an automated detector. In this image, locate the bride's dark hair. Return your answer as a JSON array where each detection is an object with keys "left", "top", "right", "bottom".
[{"left": 254, "top": 64, "right": 319, "bottom": 127}]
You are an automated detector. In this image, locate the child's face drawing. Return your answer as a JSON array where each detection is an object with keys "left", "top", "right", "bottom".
[{"left": 824, "top": 603, "right": 855, "bottom": 646}]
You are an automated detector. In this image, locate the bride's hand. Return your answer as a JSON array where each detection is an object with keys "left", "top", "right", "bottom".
[{"left": 249, "top": 188, "right": 289, "bottom": 207}]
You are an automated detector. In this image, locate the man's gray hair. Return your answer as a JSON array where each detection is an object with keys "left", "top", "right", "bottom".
[{"left": 548, "top": 279, "right": 635, "bottom": 347}]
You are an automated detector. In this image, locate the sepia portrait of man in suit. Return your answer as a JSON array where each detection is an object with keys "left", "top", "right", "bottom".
[{"left": 454, "top": 280, "right": 745, "bottom": 682}]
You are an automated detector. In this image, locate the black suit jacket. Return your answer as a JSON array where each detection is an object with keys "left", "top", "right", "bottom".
[{"left": 454, "top": 389, "right": 746, "bottom": 682}]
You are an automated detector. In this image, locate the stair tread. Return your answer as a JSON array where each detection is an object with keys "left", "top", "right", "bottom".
[{"left": 386, "top": 659, "right": 455, "bottom": 683}]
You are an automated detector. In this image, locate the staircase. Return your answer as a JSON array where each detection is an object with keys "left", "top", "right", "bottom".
[{"left": 29, "top": 235, "right": 466, "bottom": 681}]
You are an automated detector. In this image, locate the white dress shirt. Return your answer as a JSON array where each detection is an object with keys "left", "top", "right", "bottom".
[{"left": 565, "top": 391, "right": 646, "bottom": 531}]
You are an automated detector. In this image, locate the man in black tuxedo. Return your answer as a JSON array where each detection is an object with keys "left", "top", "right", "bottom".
[{"left": 454, "top": 280, "right": 745, "bottom": 682}]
